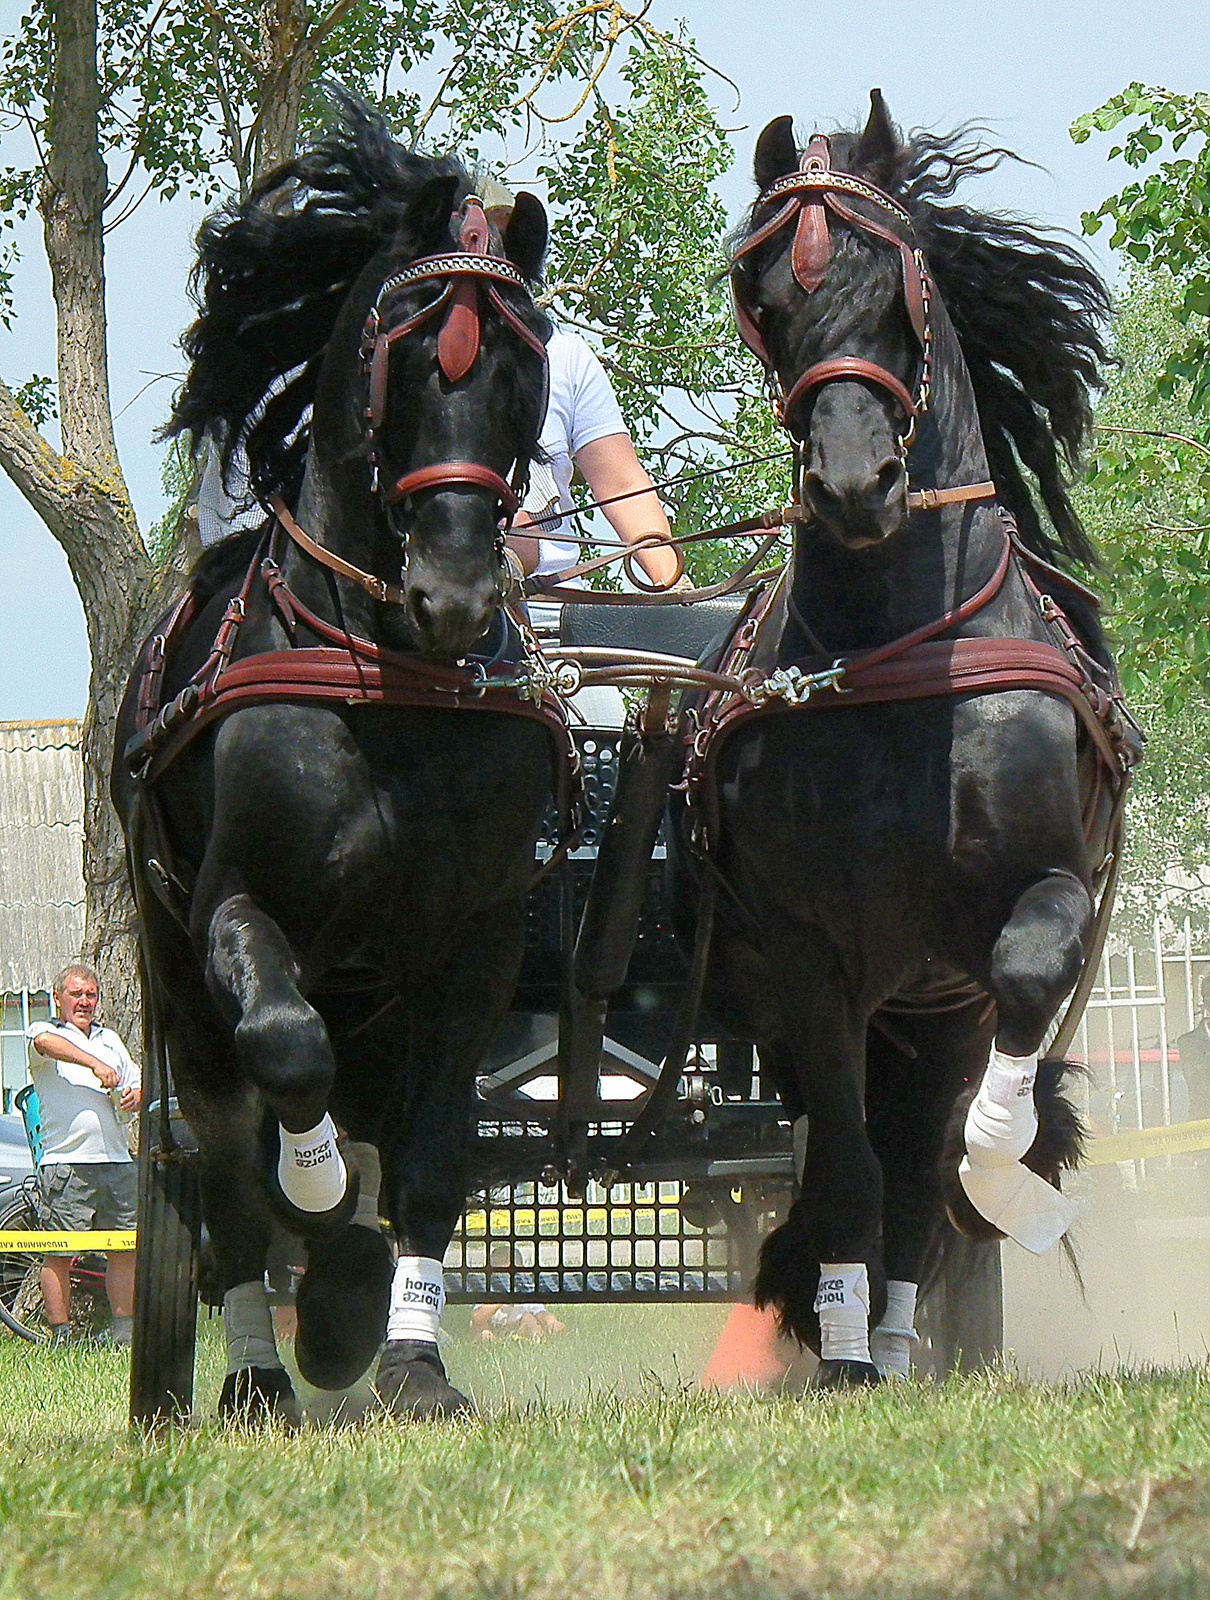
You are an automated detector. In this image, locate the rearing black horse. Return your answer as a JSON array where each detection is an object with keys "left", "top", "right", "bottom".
[
  {"left": 674, "top": 93, "right": 1133, "bottom": 1386},
  {"left": 112, "top": 97, "right": 565, "bottom": 1422}
]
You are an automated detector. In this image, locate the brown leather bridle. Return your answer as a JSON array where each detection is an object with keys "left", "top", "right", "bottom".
[
  {"left": 275, "top": 197, "right": 548, "bottom": 606},
  {"left": 730, "top": 134, "right": 934, "bottom": 453}
]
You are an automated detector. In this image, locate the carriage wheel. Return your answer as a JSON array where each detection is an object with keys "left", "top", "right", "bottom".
[
  {"left": 130, "top": 1101, "right": 202, "bottom": 1427},
  {"left": 129, "top": 953, "right": 203, "bottom": 1429}
]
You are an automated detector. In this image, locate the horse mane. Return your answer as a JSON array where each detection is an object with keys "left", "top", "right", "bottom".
[
  {"left": 165, "top": 90, "right": 474, "bottom": 504},
  {"left": 881, "top": 126, "right": 1111, "bottom": 569}
]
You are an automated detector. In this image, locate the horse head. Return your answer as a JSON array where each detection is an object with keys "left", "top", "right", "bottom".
[
  {"left": 732, "top": 93, "right": 924, "bottom": 551},
  {"left": 348, "top": 185, "right": 550, "bottom": 658}
]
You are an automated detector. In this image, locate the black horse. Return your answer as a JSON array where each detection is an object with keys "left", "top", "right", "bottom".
[
  {"left": 112, "top": 97, "right": 563, "bottom": 1422},
  {"left": 673, "top": 94, "right": 1133, "bottom": 1386}
]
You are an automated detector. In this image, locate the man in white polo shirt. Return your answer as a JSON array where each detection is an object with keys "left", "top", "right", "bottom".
[{"left": 25, "top": 964, "right": 142, "bottom": 1346}]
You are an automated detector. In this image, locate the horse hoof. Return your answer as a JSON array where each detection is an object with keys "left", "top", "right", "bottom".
[
  {"left": 218, "top": 1366, "right": 302, "bottom": 1428},
  {"left": 812, "top": 1359, "right": 884, "bottom": 1391},
  {"left": 374, "top": 1341, "right": 474, "bottom": 1421},
  {"left": 295, "top": 1225, "right": 394, "bottom": 1391}
]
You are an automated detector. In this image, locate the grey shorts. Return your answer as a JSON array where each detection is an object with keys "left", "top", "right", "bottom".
[{"left": 35, "top": 1163, "right": 138, "bottom": 1232}]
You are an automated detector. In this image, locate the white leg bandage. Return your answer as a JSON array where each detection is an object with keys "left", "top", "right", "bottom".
[
  {"left": 814, "top": 1262, "right": 871, "bottom": 1364},
  {"left": 964, "top": 1048, "right": 1039, "bottom": 1166},
  {"left": 386, "top": 1256, "right": 445, "bottom": 1346},
  {"left": 278, "top": 1114, "right": 347, "bottom": 1212},
  {"left": 223, "top": 1279, "right": 281, "bottom": 1374},
  {"left": 345, "top": 1140, "right": 382, "bottom": 1231},
  {"left": 870, "top": 1278, "right": 919, "bottom": 1379},
  {"left": 959, "top": 1046, "right": 1078, "bottom": 1253}
]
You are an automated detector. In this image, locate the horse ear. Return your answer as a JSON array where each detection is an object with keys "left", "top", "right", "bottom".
[
  {"left": 408, "top": 174, "right": 462, "bottom": 251},
  {"left": 855, "top": 89, "right": 900, "bottom": 186},
  {"left": 503, "top": 192, "right": 548, "bottom": 281},
  {"left": 754, "top": 116, "right": 798, "bottom": 191}
]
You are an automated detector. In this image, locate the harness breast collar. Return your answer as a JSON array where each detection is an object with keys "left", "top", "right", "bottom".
[{"left": 729, "top": 133, "right": 995, "bottom": 514}]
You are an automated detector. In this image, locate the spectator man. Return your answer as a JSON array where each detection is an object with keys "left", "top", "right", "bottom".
[{"left": 26, "top": 964, "right": 142, "bottom": 1346}]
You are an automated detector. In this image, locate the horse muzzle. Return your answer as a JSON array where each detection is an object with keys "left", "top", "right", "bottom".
[
  {"left": 404, "top": 575, "right": 500, "bottom": 660},
  {"left": 802, "top": 455, "right": 908, "bottom": 549}
]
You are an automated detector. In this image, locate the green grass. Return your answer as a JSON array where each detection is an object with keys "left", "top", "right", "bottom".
[{"left": 0, "top": 1311, "right": 1208, "bottom": 1599}]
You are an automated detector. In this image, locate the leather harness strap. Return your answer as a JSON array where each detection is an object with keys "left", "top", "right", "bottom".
[{"left": 270, "top": 495, "right": 408, "bottom": 607}]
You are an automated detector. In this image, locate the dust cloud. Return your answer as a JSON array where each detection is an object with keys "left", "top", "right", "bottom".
[{"left": 1003, "top": 1155, "right": 1210, "bottom": 1377}]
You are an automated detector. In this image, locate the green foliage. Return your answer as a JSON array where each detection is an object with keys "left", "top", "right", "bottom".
[
  {"left": 1077, "top": 272, "right": 1210, "bottom": 925},
  {"left": 13, "top": 372, "right": 55, "bottom": 427},
  {"left": 1072, "top": 86, "right": 1210, "bottom": 414},
  {"left": 1071, "top": 88, "right": 1210, "bottom": 921}
]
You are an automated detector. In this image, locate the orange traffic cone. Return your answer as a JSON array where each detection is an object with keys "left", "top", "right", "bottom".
[{"left": 700, "top": 1301, "right": 793, "bottom": 1391}]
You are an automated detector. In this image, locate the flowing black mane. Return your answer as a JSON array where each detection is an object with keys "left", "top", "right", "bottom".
[
  {"left": 166, "top": 93, "right": 476, "bottom": 505},
  {"left": 738, "top": 120, "right": 1113, "bottom": 570}
]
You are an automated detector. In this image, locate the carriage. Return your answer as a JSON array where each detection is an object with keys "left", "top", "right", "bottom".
[{"left": 119, "top": 91, "right": 1135, "bottom": 1423}]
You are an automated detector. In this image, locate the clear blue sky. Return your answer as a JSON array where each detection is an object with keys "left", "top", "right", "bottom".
[{"left": 2, "top": 0, "right": 1207, "bottom": 720}]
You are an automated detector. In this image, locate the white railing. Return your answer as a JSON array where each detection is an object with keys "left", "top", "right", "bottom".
[{"left": 1065, "top": 918, "right": 1207, "bottom": 1138}]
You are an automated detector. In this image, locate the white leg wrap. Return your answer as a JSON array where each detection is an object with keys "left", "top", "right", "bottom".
[
  {"left": 386, "top": 1255, "right": 445, "bottom": 1345},
  {"left": 814, "top": 1262, "right": 871, "bottom": 1364},
  {"left": 870, "top": 1278, "right": 919, "bottom": 1379},
  {"left": 960, "top": 1046, "right": 1078, "bottom": 1253},
  {"left": 964, "top": 1048, "right": 1039, "bottom": 1166},
  {"left": 278, "top": 1114, "right": 347, "bottom": 1212},
  {"left": 223, "top": 1279, "right": 281, "bottom": 1374},
  {"left": 345, "top": 1140, "right": 382, "bottom": 1231}
]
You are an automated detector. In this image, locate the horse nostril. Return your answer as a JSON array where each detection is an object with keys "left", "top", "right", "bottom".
[
  {"left": 408, "top": 586, "right": 435, "bottom": 633},
  {"left": 803, "top": 472, "right": 842, "bottom": 520},
  {"left": 872, "top": 458, "right": 906, "bottom": 505}
]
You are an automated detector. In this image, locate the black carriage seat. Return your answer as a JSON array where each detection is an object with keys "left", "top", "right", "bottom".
[{"left": 559, "top": 596, "right": 748, "bottom": 669}]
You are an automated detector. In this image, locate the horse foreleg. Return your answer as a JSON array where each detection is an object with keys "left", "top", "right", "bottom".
[
  {"left": 752, "top": 1021, "right": 885, "bottom": 1388},
  {"left": 375, "top": 906, "right": 528, "bottom": 1420},
  {"left": 202, "top": 892, "right": 354, "bottom": 1227},
  {"left": 865, "top": 1007, "right": 994, "bottom": 1377},
  {"left": 950, "top": 871, "right": 1091, "bottom": 1253}
]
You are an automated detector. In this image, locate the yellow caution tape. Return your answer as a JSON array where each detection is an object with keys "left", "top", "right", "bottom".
[
  {"left": 0, "top": 1231, "right": 136, "bottom": 1251},
  {"left": 1087, "top": 1117, "right": 1210, "bottom": 1165}
]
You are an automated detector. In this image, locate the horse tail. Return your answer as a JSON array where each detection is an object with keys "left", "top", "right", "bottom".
[{"left": 939, "top": 1056, "right": 1087, "bottom": 1243}]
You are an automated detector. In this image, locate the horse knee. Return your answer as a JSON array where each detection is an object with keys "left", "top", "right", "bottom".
[
  {"left": 234, "top": 1000, "right": 334, "bottom": 1104},
  {"left": 990, "top": 872, "right": 1091, "bottom": 1054}
]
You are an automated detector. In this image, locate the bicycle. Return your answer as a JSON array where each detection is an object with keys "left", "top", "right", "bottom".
[{"left": 0, "top": 1177, "right": 110, "bottom": 1343}]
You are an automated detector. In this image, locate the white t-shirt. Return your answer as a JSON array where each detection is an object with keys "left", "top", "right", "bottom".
[
  {"left": 524, "top": 329, "right": 626, "bottom": 577},
  {"left": 25, "top": 1020, "right": 141, "bottom": 1165}
]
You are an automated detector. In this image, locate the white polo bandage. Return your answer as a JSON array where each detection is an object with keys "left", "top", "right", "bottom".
[
  {"left": 814, "top": 1262, "right": 871, "bottom": 1364},
  {"left": 386, "top": 1255, "right": 446, "bottom": 1345},
  {"left": 223, "top": 1279, "right": 281, "bottom": 1374},
  {"left": 960, "top": 1047, "right": 1078, "bottom": 1253},
  {"left": 870, "top": 1278, "right": 919, "bottom": 1379},
  {"left": 964, "top": 1048, "right": 1039, "bottom": 1167},
  {"left": 278, "top": 1114, "right": 347, "bottom": 1212},
  {"left": 344, "top": 1140, "right": 382, "bottom": 1231}
]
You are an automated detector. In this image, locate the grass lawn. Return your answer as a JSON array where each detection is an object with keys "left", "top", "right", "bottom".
[{"left": 0, "top": 1307, "right": 1208, "bottom": 1599}]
